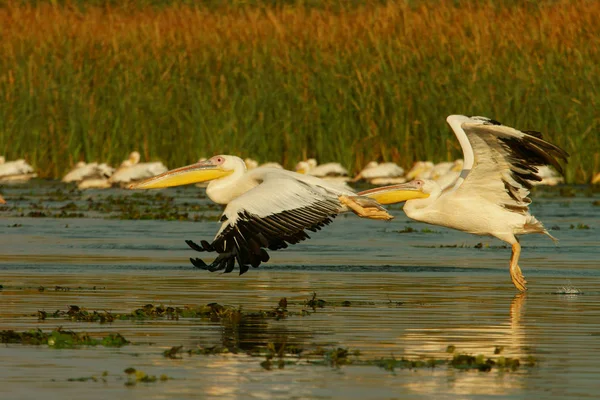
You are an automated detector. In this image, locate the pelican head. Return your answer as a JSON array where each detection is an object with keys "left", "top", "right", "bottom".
[
  {"left": 359, "top": 179, "right": 434, "bottom": 205},
  {"left": 128, "top": 155, "right": 239, "bottom": 189},
  {"left": 295, "top": 161, "right": 310, "bottom": 174}
]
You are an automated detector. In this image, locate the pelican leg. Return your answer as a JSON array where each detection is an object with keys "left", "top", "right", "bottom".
[
  {"left": 338, "top": 195, "right": 394, "bottom": 221},
  {"left": 509, "top": 242, "right": 528, "bottom": 292}
]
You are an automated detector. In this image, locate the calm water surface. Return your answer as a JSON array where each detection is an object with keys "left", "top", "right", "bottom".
[{"left": 1, "top": 182, "right": 599, "bottom": 399}]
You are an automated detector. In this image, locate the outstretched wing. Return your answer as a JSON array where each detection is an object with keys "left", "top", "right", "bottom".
[
  {"left": 450, "top": 116, "right": 568, "bottom": 213},
  {"left": 187, "top": 177, "right": 342, "bottom": 274}
]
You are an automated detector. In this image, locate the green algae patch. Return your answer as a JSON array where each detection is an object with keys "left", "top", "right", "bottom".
[{"left": 0, "top": 328, "right": 129, "bottom": 349}]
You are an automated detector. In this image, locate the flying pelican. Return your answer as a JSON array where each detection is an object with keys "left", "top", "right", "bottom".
[
  {"left": 353, "top": 161, "right": 406, "bottom": 185},
  {"left": 109, "top": 151, "right": 168, "bottom": 185},
  {"left": 355, "top": 115, "right": 569, "bottom": 291},
  {"left": 129, "top": 155, "right": 392, "bottom": 274},
  {"left": 0, "top": 156, "right": 37, "bottom": 182}
]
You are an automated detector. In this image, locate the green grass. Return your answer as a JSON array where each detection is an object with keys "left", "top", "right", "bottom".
[{"left": 0, "top": 0, "right": 598, "bottom": 181}]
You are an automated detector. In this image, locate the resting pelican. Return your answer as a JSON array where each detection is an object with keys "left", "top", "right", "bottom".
[
  {"left": 533, "top": 166, "right": 564, "bottom": 186},
  {"left": 0, "top": 156, "right": 37, "bottom": 182},
  {"left": 109, "top": 151, "right": 168, "bottom": 185},
  {"left": 295, "top": 159, "right": 350, "bottom": 182},
  {"left": 63, "top": 161, "right": 114, "bottom": 183},
  {"left": 357, "top": 115, "right": 569, "bottom": 291},
  {"left": 405, "top": 161, "right": 434, "bottom": 180},
  {"left": 130, "top": 155, "right": 392, "bottom": 274},
  {"left": 353, "top": 161, "right": 406, "bottom": 185}
]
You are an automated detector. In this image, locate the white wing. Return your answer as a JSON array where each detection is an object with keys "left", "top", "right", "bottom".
[
  {"left": 186, "top": 175, "right": 343, "bottom": 274},
  {"left": 448, "top": 115, "right": 568, "bottom": 212}
]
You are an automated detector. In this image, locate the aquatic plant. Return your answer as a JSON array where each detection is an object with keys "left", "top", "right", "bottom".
[{"left": 0, "top": 328, "right": 129, "bottom": 348}]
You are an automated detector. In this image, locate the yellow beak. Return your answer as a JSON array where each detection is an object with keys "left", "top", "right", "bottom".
[
  {"left": 358, "top": 182, "right": 430, "bottom": 205},
  {"left": 128, "top": 161, "right": 233, "bottom": 189}
]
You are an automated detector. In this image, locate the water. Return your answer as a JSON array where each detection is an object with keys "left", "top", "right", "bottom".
[{"left": 1, "top": 182, "right": 600, "bottom": 399}]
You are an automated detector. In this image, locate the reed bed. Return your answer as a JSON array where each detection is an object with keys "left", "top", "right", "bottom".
[{"left": 0, "top": 0, "right": 598, "bottom": 181}]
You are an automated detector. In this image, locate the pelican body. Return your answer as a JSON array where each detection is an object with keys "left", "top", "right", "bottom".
[
  {"left": 353, "top": 161, "right": 406, "bottom": 185},
  {"left": 359, "top": 115, "right": 569, "bottom": 291},
  {"left": 109, "top": 151, "right": 168, "bottom": 185},
  {"left": 130, "top": 155, "right": 391, "bottom": 274},
  {"left": 0, "top": 156, "right": 37, "bottom": 182}
]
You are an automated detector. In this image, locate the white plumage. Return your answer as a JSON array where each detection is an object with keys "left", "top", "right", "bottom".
[
  {"left": 0, "top": 156, "right": 37, "bottom": 182},
  {"left": 109, "top": 151, "right": 168, "bottom": 184}
]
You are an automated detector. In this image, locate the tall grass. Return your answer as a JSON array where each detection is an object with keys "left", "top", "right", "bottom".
[{"left": 0, "top": 0, "right": 598, "bottom": 181}]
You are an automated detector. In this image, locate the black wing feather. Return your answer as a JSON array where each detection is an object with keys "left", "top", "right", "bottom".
[{"left": 186, "top": 197, "right": 340, "bottom": 275}]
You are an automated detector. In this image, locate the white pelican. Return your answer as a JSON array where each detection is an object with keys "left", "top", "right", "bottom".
[
  {"left": 109, "top": 151, "right": 168, "bottom": 185},
  {"left": 0, "top": 156, "right": 37, "bottom": 182},
  {"left": 533, "top": 165, "right": 564, "bottom": 186},
  {"left": 129, "top": 155, "right": 392, "bottom": 274},
  {"left": 63, "top": 161, "right": 114, "bottom": 183},
  {"left": 295, "top": 159, "right": 350, "bottom": 182},
  {"left": 356, "top": 115, "right": 569, "bottom": 291},
  {"left": 353, "top": 161, "right": 406, "bottom": 185},
  {"left": 243, "top": 158, "right": 259, "bottom": 170},
  {"left": 431, "top": 159, "right": 464, "bottom": 191},
  {"left": 405, "top": 161, "right": 434, "bottom": 180}
]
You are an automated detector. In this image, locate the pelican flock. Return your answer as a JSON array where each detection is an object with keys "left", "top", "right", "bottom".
[
  {"left": 130, "top": 155, "right": 392, "bottom": 274},
  {"left": 358, "top": 115, "right": 569, "bottom": 291}
]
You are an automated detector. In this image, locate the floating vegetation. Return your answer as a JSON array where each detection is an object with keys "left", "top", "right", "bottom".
[
  {"left": 395, "top": 226, "right": 440, "bottom": 234},
  {"left": 124, "top": 368, "right": 170, "bottom": 387},
  {"left": 0, "top": 328, "right": 129, "bottom": 348},
  {"left": 414, "top": 243, "right": 508, "bottom": 249},
  {"left": 570, "top": 223, "right": 590, "bottom": 230},
  {"left": 167, "top": 341, "right": 537, "bottom": 373}
]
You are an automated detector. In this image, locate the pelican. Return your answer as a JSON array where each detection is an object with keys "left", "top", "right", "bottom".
[
  {"left": 405, "top": 161, "right": 434, "bottom": 180},
  {"left": 295, "top": 159, "right": 350, "bottom": 182},
  {"left": 533, "top": 165, "right": 564, "bottom": 186},
  {"left": 0, "top": 156, "right": 37, "bottom": 182},
  {"left": 109, "top": 151, "right": 168, "bottom": 185},
  {"left": 356, "top": 115, "right": 569, "bottom": 291},
  {"left": 353, "top": 161, "right": 406, "bottom": 185},
  {"left": 129, "top": 155, "right": 392, "bottom": 274},
  {"left": 63, "top": 161, "right": 114, "bottom": 183}
]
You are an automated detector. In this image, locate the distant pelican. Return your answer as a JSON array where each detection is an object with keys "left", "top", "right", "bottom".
[
  {"left": 405, "top": 161, "right": 434, "bottom": 180},
  {"left": 533, "top": 166, "right": 564, "bottom": 186},
  {"left": 357, "top": 115, "right": 569, "bottom": 291},
  {"left": 109, "top": 151, "right": 168, "bottom": 185},
  {"left": 295, "top": 159, "right": 350, "bottom": 183},
  {"left": 130, "top": 155, "right": 392, "bottom": 274},
  {"left": 353, "top": 161, "right": 406, "bottom": 185},
  {"left": 0, "top": 156, "right": 37, "bottom": 182},
  {"left": 0, "top": 194, "right": 5, "bottom": 204},
  {"left": 63, "top": 161, "right": 114, "bottom": 185},
  {"left": 431, "top": 159, "right": 464, "bottom": 191}
]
